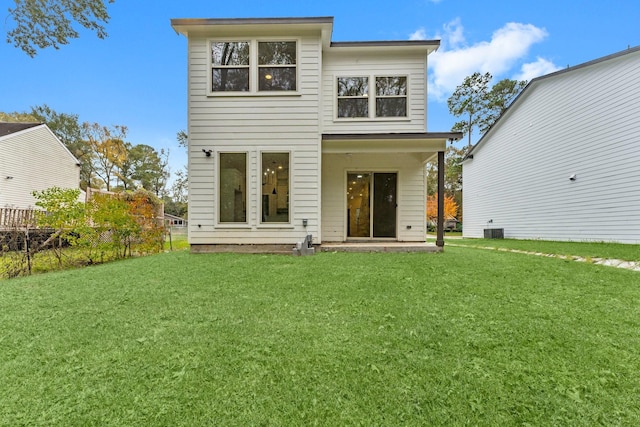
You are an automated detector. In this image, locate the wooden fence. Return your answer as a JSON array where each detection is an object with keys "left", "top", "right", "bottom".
[{"left": 0, "top": 208, "right": 38, "bottom": 229}]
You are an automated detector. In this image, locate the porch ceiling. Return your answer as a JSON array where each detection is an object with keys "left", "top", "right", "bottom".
[{"left": 321, "top": 132, "right": 462, "bottom": 156}]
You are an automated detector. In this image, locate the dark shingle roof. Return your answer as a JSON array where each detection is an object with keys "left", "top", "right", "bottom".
[{"left": 0, "top": 122, "right": 42, "bottom": 137}]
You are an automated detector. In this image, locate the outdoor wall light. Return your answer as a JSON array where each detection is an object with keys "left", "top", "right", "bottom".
[
  {"left": 5, "top": 176, "right": 13, "bottom": 180},
  {"left": 302, "top": 218, "right": 308, "bottom": 227},
  {"left": 569, "top": 174, "right": 577, "bottom": 181},
  {"left": 202, "top": 149, "right": 212, "bottom": 157}
]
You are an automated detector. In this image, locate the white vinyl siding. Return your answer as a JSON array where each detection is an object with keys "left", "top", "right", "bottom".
[
  {"left": 322, "top": 51, "right": 427, "bottom": 133},
  {"left": 0, "top": 125, "right": 80, "bottom": 209},
  {"left": 322, "top": 153, "right": 426, "bottom": 242},
  {"left": 463, "top": 50, "right": 640, "bottom": 244},
  {"left": 187, "top": 34, "right": 322, "bottom": 244}
]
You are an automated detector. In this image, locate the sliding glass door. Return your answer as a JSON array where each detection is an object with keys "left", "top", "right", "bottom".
[{"left": 346, "top": 172, "right": 397, "bottom": 239}]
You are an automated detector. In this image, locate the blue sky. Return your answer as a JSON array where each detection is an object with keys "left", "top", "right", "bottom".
[{"left": 2, "top": 0, "right": 639, "bottom": 180}]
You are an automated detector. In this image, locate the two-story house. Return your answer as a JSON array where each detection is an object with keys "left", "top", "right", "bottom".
[
  {"left": 170, "top": 16, "right": 460, "bottom": 252},
  {"left": 1, "top": 122, "right": 81, "bottom": 211}
]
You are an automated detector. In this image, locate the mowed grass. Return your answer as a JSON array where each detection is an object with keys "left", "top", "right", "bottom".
[
  {"left": 449, "top": 238, "right": 640, "bottom": 262},
  {"left": 1, "top": 247, "right": 639, "bottom": 425}
]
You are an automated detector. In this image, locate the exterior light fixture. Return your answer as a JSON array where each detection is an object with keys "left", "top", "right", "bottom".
[{"left": 202, "top": 149, "right": 212, "bottom": 157}]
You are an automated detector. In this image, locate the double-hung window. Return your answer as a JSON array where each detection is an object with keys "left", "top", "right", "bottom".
[
  {"left": 336, "top": 75, "right": 407, "bottom": 118},
  {"left": 211, "top": 42, "right": 250, "bottom": 92},
  {"left": 337, "top": 77, "right": 369, "bottom": 118},
  {"left": 210, "top": 40, "right": 297, "bottom": 94},
  {"left": 258, "top": 41, "right": 297, "bottom": 91},
  {"left": 375, "top": 76, "right": 407, "bottom": 117}
]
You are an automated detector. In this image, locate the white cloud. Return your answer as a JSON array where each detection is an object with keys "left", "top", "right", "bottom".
[
  {"left": 409, "top": 28, "right": 427, "bottom": 41},
  {"left": 436, "top": 17, "right": 465, "bottom": 47},
  {"left": 516, "top": 57, "right": 562, "bottom": 81},
  {"left": 415, "top": 19, "right": 557, "bottom": 99}
]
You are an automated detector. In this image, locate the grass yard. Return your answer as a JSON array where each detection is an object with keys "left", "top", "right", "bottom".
[
  {"left": 1, "top": 247, "right": 639, "bottom": 425},
  {"left": 449, "top": 238, "right": 640, "bottom": 262}
]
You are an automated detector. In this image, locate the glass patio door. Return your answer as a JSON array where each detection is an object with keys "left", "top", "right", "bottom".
[{"left": 346, "top": 172, "right": 397, "bottom": 239}]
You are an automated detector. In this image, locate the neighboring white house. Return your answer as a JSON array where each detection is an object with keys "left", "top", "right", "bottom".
[
  {"left": 0, "top": 122, "right": 81, "bottom": 209},
  {"left": 463, "top": 46, "right": 640, "bottom": 244},
  {"left": 170, "top": 16, "right": 460, "bottom": 251}
]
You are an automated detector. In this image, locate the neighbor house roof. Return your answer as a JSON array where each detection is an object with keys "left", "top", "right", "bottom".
[
  {"left": 0, "top": 122, "right": 41, "bottom": 137},
  {"left": 464, "top": 45, "right": 640, "bottom": 160}
]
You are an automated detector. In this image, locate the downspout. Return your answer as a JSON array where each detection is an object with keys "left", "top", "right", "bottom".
[{"left": 436, "top": 150, "right": 445, "bottom": 248}]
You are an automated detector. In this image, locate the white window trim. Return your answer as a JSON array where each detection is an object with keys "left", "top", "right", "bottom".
[
  {"left": 208, "top": 38, "right": 301, "bottom": 97},
  {"left": 208, "top": 39, "right": 250, "bottom": 95},
  {"left": 217, "top": 151, "right": 249, "bottom": 226},
  {"left": 334, "top": 74, "right": 410, "bottom": 121},
  {"left": 336, "top": 75, "right": 370, "bottom": 119},
  {"left": 258, "top": 150, "right": 292, "bottom": 225}
]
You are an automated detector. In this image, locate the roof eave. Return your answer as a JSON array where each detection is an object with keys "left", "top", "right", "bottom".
[
  {"left": 170, "top": 16, "right": 335, "bottom": 38},
  {"left": 329, "top": 40, "right": 440, "bottom": 54}
]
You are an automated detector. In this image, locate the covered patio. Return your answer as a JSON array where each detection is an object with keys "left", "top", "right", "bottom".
[{"left": 321, "top": 132, "right": 462, "bottom": 248}]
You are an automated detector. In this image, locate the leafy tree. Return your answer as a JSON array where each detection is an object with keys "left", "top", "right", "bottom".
[
  {"left": 448, "top": 72, "right": 492, "bottom": 148},
  {"left": 118, "top": 143, "right": 162, "bottom": 191},
  {"left": 480, "top": 78, "right": 527, "bottom": 133},
  {"left": 426, "top": 146, "right": 465, "bottom": 222},
  {"left": 166, "top": 131, "right": 189, "bottom": 217},
  {"left": 32, "top": 187, "right": 85, "bottom": 265},
  {"left": 426, "top": 146, "right": 466, "bottom": 196},
  {"left": 148, "top": 148, "right": 169, "bottom": 197},
  {"left": 177, "top": 130, "right": 188, "bottom": 149},
  {"left": 6, "top": 0, "right": 115, "bottom": 57},
  {"left": 448, "top": 73, "right": 527, "bottom": 147},
  {"left": 426, "top": 194, "right": 459, "bottom": 222},
  {"left": 82, "top": 122, "right": 128, "bottom": 191},
  {"left": 0, "top": 111, "right": 38, "bottom": 122}
]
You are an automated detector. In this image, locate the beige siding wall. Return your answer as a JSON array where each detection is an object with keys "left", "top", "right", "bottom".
[
  {"left": 187, "top": 34, "right": 323, "bottom": 244},
  {"left": 0, "top": 125, "right": 80, "bottom": 209},
  {"left": 463, "top": 50, "right": 640, "bottom": 243},
  {"left": 322, "top": 153, "right": 426, "bottom": 242},
  {"left": 321, "top": 50, "right": 427, "bottom": 133}
]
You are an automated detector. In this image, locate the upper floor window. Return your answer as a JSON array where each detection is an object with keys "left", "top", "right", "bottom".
[
  {"left": 211, "top": 42, "right": 250, "bottom": 92},
  {"left": 337, "top": 77, "right": 369, "bottom": 118},
  {"left": 375, "top": 76, "right": 407, "bottom": 117},
  {"left": 258, "top": 42, "right": 297, "bottom": 91},
  {"left": 210, "top": 40, "right": 297, "bottom": 94},
  {"left": 336, "top": 75, "right": 407, "bottom": 119}
]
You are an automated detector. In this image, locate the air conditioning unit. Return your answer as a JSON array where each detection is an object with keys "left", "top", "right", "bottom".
[{"left": 483, "top": 228, "right": 504, "bottom": 239}]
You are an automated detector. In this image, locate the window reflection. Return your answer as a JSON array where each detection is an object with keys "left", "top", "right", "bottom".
[
  {"left": 211, "top": 42, "right": 250, "bottom": 92},
  {"left": 337, "top": 77, "right": 369, "bottom": 118},
  {"left": 219, "top": 153, "right": 247, "bottom": 222}
]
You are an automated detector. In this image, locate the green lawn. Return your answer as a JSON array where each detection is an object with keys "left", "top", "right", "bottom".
[
  {"left": 448, "top": 238, "right": 640, "bottom": 262},
  {"left": 1, "top": 247, "right": 639, "bottom": 425}
]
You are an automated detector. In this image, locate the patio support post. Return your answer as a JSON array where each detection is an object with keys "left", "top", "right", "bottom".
[{"left": 436, "top": 150, "right": 445, "bottom": 247}]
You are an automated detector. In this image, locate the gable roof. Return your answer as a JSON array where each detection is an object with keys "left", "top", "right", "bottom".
[
  {"left": 465, "top": 45, "right": 640, "bottom": 159},
  {"left": 0, "top": 122, "right": 41, "bottom": 137},
  {"left": 0, "top": 122, "right": 80, "bottom": 165}
]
